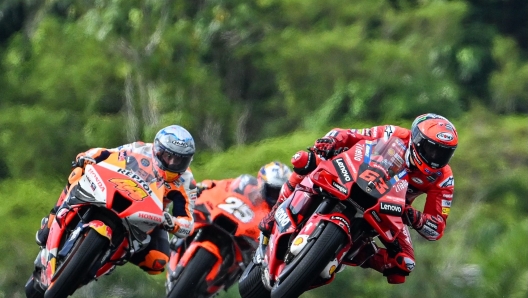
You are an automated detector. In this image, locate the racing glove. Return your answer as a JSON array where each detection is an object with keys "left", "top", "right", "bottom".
[
  {"left": 72, "top": 154, "right": 96, "bottom": 169},
  {"left": 314, "top": 136, "right": 337, "bottom": 158},
  {"left": 162, "top": 211, "right": 176, "bottom": 232},
  {"left": 196, "top": 180, "right": 215, "bottom": 197},
  {"left": 403, "top": 206, "right": 424, "bottom": 229}
]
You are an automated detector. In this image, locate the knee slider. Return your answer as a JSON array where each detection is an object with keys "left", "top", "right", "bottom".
[
  {"left": 394, "top": 252, "right": 415, "bottom": 273},
  {"left": 138, "top": 250, "right": 169, "bottom": 275}
]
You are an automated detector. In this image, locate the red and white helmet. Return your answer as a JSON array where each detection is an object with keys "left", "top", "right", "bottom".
[{"left": 408, "top": 114, "right": 458, "bottom": 175}]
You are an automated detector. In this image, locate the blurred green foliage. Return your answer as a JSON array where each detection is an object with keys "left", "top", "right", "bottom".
[{"left": 0, "top": 0, "right": 528, "bottom": 297}]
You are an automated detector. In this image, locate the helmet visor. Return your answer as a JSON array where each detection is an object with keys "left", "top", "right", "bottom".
[
  {"left": 263, "top": 183, "right": 281, "bottom": 206},
  {"left": 412, "top": 128, "right": 456, "bottom": 169},
  {"left": 154, "top": 142, "right": 193, "bottom": 174}
]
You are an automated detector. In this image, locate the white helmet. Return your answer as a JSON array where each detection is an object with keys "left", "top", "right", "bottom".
[{"left": 258, "top": 161, "right": 292, "bottom": 206}]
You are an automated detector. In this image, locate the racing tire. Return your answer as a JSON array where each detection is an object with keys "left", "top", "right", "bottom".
[
  {"left": 271, "top": 223, "right": 346, "bottom": 298},
  {"left": 44, "top": 229, "right": 109, "bottom": 298},
  {"left": 166, "top": 248, "right": 218, "bottom": 298},
  {"left": 238, "top": 261, "right": 270, "bottom": 298}
]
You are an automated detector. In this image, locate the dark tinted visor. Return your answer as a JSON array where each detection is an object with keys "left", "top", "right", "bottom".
[
  {"left": 412, "top": 127, "right": 456, "bottom": 169},
  {"left": 154, "top": 143, "right": 193, "bottom": 173},
  {"left": 263, "top": 183, "right": 281, "bottom": 206}
]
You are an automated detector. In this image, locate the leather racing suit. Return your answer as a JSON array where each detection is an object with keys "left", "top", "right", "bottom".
[
  {"left": 48, "top": 141, "right": 198, "bottom": 274},
  {"left": 260, "top": 125, "right": 454, "bottom": 283}
]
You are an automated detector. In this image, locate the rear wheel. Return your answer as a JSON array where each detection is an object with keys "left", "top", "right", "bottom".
[
  {"left": 167, "top": 248, "right": 218, "bottom": 298},
  {"left": 271, "top": 223, "right": 346, "bottom": 298},
  {"left": 238, "top": 261, "right": 270, "bottom": 298},
  {"left": 44, "top": 229, "right": 109, "bottom": 298}
]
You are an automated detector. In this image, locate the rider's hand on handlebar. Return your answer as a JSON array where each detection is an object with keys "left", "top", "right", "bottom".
[
  {"left": 72, "top": 155, "right": 96, "bottom": 169},
  {"left": 162, "top": 211, "right": 176, "bottom": 232},
  {"left": 403, "top": 206, "right": 423, "bottom": 229},
  {"left": 314, "top": 136, "right": 337, "bottom": 158}
]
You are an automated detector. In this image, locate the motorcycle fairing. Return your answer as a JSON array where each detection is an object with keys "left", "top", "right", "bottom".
[
  {"left": 39, "top": 152, "right": 165, "bottom": 288},
  {"left": 166, "top": 177, "right": 268, "bottom": 297}
]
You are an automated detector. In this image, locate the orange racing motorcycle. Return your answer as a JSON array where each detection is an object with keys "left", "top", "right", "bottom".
[
  {"left": 239, "top": 137, "right": 410, "bottom": 298},
  {"left": 166, "top": 174, "right": 269, "bottom": 298},
  {"left": 25, "top": 152, "right": 166, "bottom": 298}
]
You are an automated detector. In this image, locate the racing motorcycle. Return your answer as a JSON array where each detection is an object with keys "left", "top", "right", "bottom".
[
  {"left": 25, "top": 152, "right": 166, "bottom": 298},
  {"left": 166, "top": 174, "right": 270, "bottom": 298},
  {"left": 239, "top": 136, "right": 410, "bottom": 298}
]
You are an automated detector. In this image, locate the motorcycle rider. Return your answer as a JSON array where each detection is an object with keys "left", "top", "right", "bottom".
[
  {"left": 196, "top": 161, "right": 293, "bottom": 210},
  {"left": 35, "top": 125, "right": 198, "bottom": 275},
  {"left": 258, "top": 113, "right": 458, "bottom": 284}
]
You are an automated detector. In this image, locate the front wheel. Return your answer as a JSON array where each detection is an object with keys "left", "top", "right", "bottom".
[
  {"left": 271, "top": 223, "right": 346, "bottom": 298},
  {"left": 25, "top": 276, "right": 44, "bottom": 298},
  {"left": 166, "top": 248, "right": 217, "bottom": 298},
  {"left": 44, "top": 229, "right": 109, "bottom": 298},
  {"left": 238, "top": 261, "right": 270, "bottom": 298}
]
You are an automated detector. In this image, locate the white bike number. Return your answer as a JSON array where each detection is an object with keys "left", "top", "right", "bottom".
[{"left": 218, "top": 197, "right": 254, "bottom": 223}]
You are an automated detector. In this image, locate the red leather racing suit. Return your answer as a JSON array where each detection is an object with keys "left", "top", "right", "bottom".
[{"left": 274, "top": 125, "right": 454, "bottom": 283}]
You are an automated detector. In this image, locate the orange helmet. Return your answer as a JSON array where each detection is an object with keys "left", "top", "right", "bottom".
[{"left": 409, "top": 114, "right": 458, "bottom": 175}]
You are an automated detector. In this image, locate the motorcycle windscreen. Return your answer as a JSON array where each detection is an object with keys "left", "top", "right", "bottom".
[{"left": 355, "top": 137, "right": 408, "bottom": 199}]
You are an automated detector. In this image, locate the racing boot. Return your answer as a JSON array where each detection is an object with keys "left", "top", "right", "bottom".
[
  {"left": 361, "top": 248, "right": 414, "bottom": 284},
  {"left": 35, "top": 213, "right": 55, "bottom": 247}
]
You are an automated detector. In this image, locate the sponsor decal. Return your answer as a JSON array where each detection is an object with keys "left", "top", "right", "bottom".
[
  {"left": 177, "top": 228, "right": 191, "bottom": 236},
  {"left": 118, "top": 151, "right": 127, "bottom": 161},
  {"left": 86, "top": 167, "right": 106, "bottom": 192},
  {"left": 330, "top": 216, "right": 351, "bottom": 233},
  {"left": 439, "top": 176, "right": 454, "bottom": 188},
  {"left": 442, "top": 193, "right": 453, "bottom": 199},
  {"left": 436, "top": 132, "right": 454, "bottom": 142},
  {"left": 388, "top": 148, "right": 395, "bottom": 156},
  {"left": 442, "top": 208, "right": 451, "bottom": 215},
  {"left": 426, "top": 175, "right": 437, "bottom": 182},
  {"left": 90, "top": 182, "right": 97, "bottom": 191},
  {"left": 404, "top": 257, "right": 415, "bottom": 271},
  {"left": 116, "top": 168, "right": 153, "bottom": 196},
  {"left": 171, "top": 140, "right": 190, "bottom": 147},
  {"left": 332, "top": 181, "right": 348, "bottom": 194},
  {"left": 141, "top": 158, "right": 150, "bottom": 167},
  {"left": 379, "top": 202, "right": 403, "bottom": 216},
  {"left": 419, "top": 224, "right": 439, "bottom": 239},
  {"left": 333, "top": 158, "right": 352, "bottom": 183},
  {"left": 292, "top": 152, "right": 301, "bottom": 160},
  {"left": 138, "top": 212, "right": 162, "bottom": 223},
  {"left": 370, "top": 210, "right": 382, "bottom": 223},
  {"left": 411, "top": 177, "right": 423, "bottom": 184},
  {"left": 275, "top": 208, "right": 291, "bottom": 228},
  {"left": 109, "top": 178, "right": 148, "bottom": 201},
  {"left": 354, "top": 144, "right": 364, "bottom": 162},
  {"left": 395, "top": 179, "right": 408, "bottom": 192},
  {"left": 384, "top": 125, "right": 395, "bottom": 140},
  {"left": 441, "top": 199, "right": 452, "bottom": 207},
  {"left": 424, "top": 220, "right": 438, "bottom": 230}
]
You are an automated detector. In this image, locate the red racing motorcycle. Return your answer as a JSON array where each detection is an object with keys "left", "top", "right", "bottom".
[
  {"left": 166, "top": 174, "right": 270, "bottom": 298},
  {"left": 239, "top": 136, "right": 410, "bottom": 298},
  {"left": 25, "top": 152, "right": 166, "bottom": 298}
]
